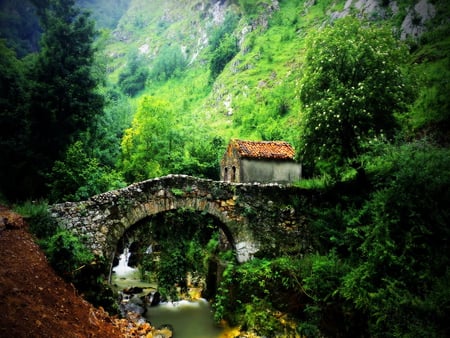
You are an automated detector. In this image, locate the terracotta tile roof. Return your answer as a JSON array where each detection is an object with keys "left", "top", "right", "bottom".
[{"left": 232, "top": 139, "right": 295, "bottom": 160}]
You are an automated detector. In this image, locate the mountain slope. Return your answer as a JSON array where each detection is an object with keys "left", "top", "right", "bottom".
[{"left": 104, "top": 0, "right": 448, "bottom": 151}]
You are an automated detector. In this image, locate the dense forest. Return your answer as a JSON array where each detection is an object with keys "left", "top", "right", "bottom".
[{"left": 1, "top": 0, "right": 449, "bottom": 336}]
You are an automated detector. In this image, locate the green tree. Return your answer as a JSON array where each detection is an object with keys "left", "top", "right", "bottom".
[
  {"left": 0, "top": 40, "right": 31, "bottom": 199},
  {"left": 87, "top": 88, "right": 133, "bottom": 167},
  {"left": 28, "top": 0, "right": 103, "bottom": 195},
  {"left": 118, "top": 52, "right": 149, "bottom": 96},
  {"left": 0, "top": 0, "right": 41, "bottom": 57},
  {"left": 120, "top": 95, "right": 182, "bottom": 182},
  {"left": 48, "top": 140, "right": 124, "bottom": 202},
  {"left": 150, "top": 44, "right": 186, "bottom": 82},
  {"left": 341, "top": 143, "right": 450, "bottom": 336},
  {"left": 209, "top": 34, "right": 239, "bottom": 80},
  {"left": 299, "top": 17, "right": 415, "bottom": 177},
  {"left": 174, "top": 135, "right": 223, "bottom": 179}
]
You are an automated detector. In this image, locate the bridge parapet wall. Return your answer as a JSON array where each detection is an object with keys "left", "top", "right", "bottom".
[{"left": 50, "top": 175, "right": 313, "bottom": 263}]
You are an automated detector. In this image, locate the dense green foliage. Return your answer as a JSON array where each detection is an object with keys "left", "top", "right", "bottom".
[
  {"left": 339, "top": 143, "right": 450, "bottom": 336},
  {"left": 299, "top": 18, "right": 415, "bottom": 177},
  {"left": 150, "top": 44, "right": 187, "bottom": 82},
  {"left": 0, "top": 0, "right": 105, "bottom": 199},
  {"left": 0, "top": 40, "right": 31, "bottom": 199},
  {"left": 48, "top": 141, "right": 125, "bottom": 201},
  {"left": 118, "top": 52, "right": 149, "bottom": 96},
  {"left": 209, "top": 34, "right": 239, "bottom": 80},
  {"left": 29, "top": 0, "right": 103, "bottom": 169},
  {"left": 137, "top": 209, "right": 222, "bottom": 301},
  {"left": 120, "top": 95, "right": 222, "bottom": 181},
  {"left": 214, "top": 142, "right": 450, "bottom": 336},
  {"left": 0, "top": 0, "right": 41, "bottom": 56}
]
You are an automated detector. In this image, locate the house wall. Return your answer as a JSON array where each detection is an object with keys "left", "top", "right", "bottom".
[
  {"left": 240, "top": 159, "right": 302, "bottom": 183},
  {"left": 220, "top": 147, "right": 241, "bottom": 182}
]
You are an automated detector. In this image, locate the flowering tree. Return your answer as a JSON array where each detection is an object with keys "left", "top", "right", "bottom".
[{"left": 299, "top": 17, "right": 415, "bottom": 177}]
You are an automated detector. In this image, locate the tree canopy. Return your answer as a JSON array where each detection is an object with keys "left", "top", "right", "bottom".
[
  {"left": 299, "top": 17, "right": 415, "bottom": 177},
  {"left": 28, "top": 0, "right": 103, "bottom": 195},
  {"left": 0, "top": 40, "right": 30, "bottom": 198}
]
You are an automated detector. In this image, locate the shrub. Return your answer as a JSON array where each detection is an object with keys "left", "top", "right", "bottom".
[
  {"left": 340, "top": 142, "right": 450, "bottom": 336},
  {"left": 41, "top": 228, "right": 94, "bottom": 282},
  {"left": 118, "top": 53, "right": 149, "bottom": 96},
  {"left": 150, "top": 44, "right": 186, "bottom": 82},
  {"left": 14, "top": 200, "right": 58, "bottom": 239},
  {"left": 41, "top": 227, "right": 119, "bottom": 314},
  {"left": 209, "top": 34, "right": 239, "bottom": 80}
]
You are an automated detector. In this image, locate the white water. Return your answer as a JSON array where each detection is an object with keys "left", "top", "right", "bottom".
[{"left": 112, "top": 247, "right": 136, "bottom": 275}]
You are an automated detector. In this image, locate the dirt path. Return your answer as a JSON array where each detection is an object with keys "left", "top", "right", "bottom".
[{"left": 0, "top": 206, "right": 153, "bottom": 337}]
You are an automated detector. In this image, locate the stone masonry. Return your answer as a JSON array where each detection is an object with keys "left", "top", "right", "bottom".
[{"left": 50, "top": 175, "right": 313, "bottom": 265}]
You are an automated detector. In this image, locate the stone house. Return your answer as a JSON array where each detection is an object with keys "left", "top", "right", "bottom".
[{"left": 220, "top": 139, "right": 302, "bottom": 183}]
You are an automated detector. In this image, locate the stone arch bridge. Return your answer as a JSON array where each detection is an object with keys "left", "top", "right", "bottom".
[{"left": 50, "top": 175, "right": 313, "bottom": 264}]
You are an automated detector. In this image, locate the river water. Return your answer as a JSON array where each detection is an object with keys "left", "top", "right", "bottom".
[
  {"left": 111, "top": 249, "right": 227, "bottom": 338},
  {"left": 146, "top": 299, "right": 224, "bottom": 338}
]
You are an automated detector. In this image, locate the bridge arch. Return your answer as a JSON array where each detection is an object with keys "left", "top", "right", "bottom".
[
  {"left": 114, "top": 206, "right": 236, "bottom": 296},
  {"left": 51, "top": 175, "right": 261, "bottom": 267},
  {"left": 111, "top": 196, "right": 239, "bottom": 262}
]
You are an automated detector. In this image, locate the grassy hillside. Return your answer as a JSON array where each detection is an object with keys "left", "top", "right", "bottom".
[
  {"left": 101, "top": 0, "right": 449, "bottom": 168},
  {"left": 1, "top": 0, "right": 447, "bottom": 188}
]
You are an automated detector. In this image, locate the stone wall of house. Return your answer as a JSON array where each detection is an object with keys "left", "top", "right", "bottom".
[
  {"left": 241, "top": 159, "right": 302, "bottom": 183},
  {"left": 220, "top": 147, "right": 241, "bottom": 182},
  {"left": 50, "top": 175, "right": 314, "bottom": 265}
]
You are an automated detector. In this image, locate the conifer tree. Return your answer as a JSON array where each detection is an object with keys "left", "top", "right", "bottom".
[
  {"left": 28, "top": 0, "right": 103, "bottom": 194},
  {"left": 0, "top": 40, "right": 30, "bottom": 199}
]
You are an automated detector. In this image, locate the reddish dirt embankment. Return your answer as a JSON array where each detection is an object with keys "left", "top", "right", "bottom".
[{"left": 0, "top": 206, "right": 151, "bottom": 338}]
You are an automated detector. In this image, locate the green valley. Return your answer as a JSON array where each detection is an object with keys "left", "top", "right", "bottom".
[{"left": 1, "top": 0, "right": 449, "bottom": 336}]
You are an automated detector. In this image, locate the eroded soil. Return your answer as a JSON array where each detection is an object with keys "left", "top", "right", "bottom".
[{"left": 0, "top": 206, "right": 152, "bottom": 337}]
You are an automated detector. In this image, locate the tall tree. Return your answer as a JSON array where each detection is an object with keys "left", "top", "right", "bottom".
[
  {"left": 299, "top": 17, "right": 415, "bottom": 177},
  {"left": 120, "top": 95, "right": 181, "bottom": 182},
  {"left": 0, "top": 40, "right": 31, "bottom": 199},
  {"left": 28, "top": 0, "right": 103, "bottom": 195}
]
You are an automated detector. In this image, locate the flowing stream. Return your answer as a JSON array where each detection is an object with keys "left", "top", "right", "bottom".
[{"left": 111, "top": 247, "right": 226, "bottom": 338}]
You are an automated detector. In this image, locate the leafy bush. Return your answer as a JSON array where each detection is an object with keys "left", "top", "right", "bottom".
[
  {"left": 139, "top": 209, "right": 222, "bottom": 301},
  {"left": 209, "top": 34, "right": 239, "bottom": 80},
  {"left": 118, "top": 53, "right": 149, "bottom": 96},
  {"left": 41, "top": 228, "right": 94, "bottom": 281},
  {"left": 304, "top": 141, "right": 450, "bottom": 336},
  {"left": 150, "top": 44, "right": 187, "bottom": 82},
  {"left": 237, "top": 0, "right": 272, "bottom": 16},
  {"left": 14, "top": 200, "right": 58, "bottom": 239},
  {"left": 48, "top": 141, "right": 125, "bottom": 202},
  {"left": 340, "top": 142, "right": 450, "bottom": 336},
  {"left": 39, "top": 225, "right": 118, "bottom": 313},
  {"left": 209, "top": 11, "right": 239, "bottom": 50},
  {"left": 214, "top": 256, "right": 312, "bottom": 335}
]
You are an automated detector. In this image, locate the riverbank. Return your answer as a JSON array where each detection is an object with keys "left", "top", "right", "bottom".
[
  {"left": 0, "top": 205, "right": 258, "bottom": 338},
  {"left": 0, "top": 206, "right": 153, "bottom": 337}
]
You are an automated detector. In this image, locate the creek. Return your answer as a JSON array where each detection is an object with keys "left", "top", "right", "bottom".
[
  {"left": 146, "top": 299, "right": 224, "bottom": 338},
  {"left": 111, "top": 248, "right": 227, "bottom": 338}
]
